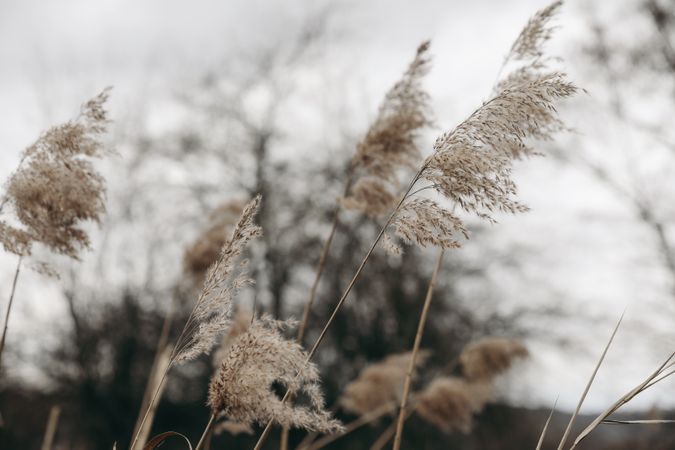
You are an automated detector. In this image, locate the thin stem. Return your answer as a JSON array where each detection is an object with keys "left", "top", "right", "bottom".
[
  {"left": 0, "top": 255, "right": 23, "bottom": 369},
  {"left": 195, "top": 414, "right": 216, "bottom": 450},
  {"left": 557, "top": 311, "right": 624, "bottom": 450},
  {"left": 301, "top": 402, "right": 397, "bottom": 450},
  {"left": 253, "top": 169, "right": 424, "bottom": 450},
  {"left": 392, "top": 249, "right": 444, "bottom": 450},
  {"left": 40, "top": 405, "right": 61, "bottom": 450},
  {"left": 130, "top": 307, "right": 174, "bottom": 450},
  {"left": 370, "top": 406, "right": 416, "bottom": 450},
  {"left": 129, "top": 367, "right": 170, "bottom": 450},
  {"left": 297, "top": 174, "right": 353, "bottom": 344}
]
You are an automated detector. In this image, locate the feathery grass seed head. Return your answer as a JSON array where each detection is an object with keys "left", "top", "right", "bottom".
[{"left": 207, "top": 317, "right": 342, "bottom": 433}]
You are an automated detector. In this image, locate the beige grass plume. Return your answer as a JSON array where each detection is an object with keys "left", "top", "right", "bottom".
[
  {"left": 459, "top": 337, "right": 529, "bottom": 380},
  {"left": 415, "top": 376, "right": 493, "bottom": 434},
  {"left": 340, "top": 351, "right": 430, "bottom": 417},
  {"left": 342, "top": 41, "right": 433, "bottom": 217},
  {"left": 207, "top": 316, "right": 342, "bottom": 433},
  {"left": 497, "top": 0, "right": 564, "bottom": 92},
  {"left": 173, "top": 195, "right": 261, "bottom": 365},
  {"left": 385, "top": 1, "right": 575, "bottom": 251},
  {"left": 184, "top": 199, "right": 246, "bottom": 283},
  {"left": 0, "top": 88, "right": 112, "bottom": 260},
  {"left": 391, "top": 67, "right": 576, "bottom": 250}
]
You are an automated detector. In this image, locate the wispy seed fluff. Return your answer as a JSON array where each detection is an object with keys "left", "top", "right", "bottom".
[
  {"left": 173, "top": 195, "right": 261, "bottom": 365},
  {"left": 0, "top": 88, "right": 112, "bottom": 260},
  {"left": 184, "top": 199, "right": 246, "bottom": 283},
  {"left": 212, "top": 308, "right": 252, "bottom": 366},
  {"left": 341, "top": 41, "right": 433, "bottom": 217},
  {"left": 207, "top": 317, "right": 342, "bottom": 433},
  {"left": 390, "top": 1, "right": 577, "bottom": 250},
  {"left": 415, "top": 377, "right": 493, "bottom": 434},
  {"left": 459, "top": 337, "right": 529, "bottom": 380},
  {"left": 340, "top": 351, "right": 430, "bottom": 417}
]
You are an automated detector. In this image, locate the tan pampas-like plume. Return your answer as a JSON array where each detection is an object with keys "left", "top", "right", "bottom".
[
  {"left": 172, "top": 195, "right": 261, "bottom": 365},
  {"left": 390, "top": 71, "right": 576, "bottom": 250},
  {"left": 207, "top": 316, "right": 342, "bottom": 433},
  {"left": 386, "top": 2, "right": 575, "bottom": 252},
  {"left": 459, "top": 337, "right": 529, "bottom": 380},
  {"left": 497, "top": 1, "right": 563, "bottom": 92},
  {"left": 0, "top": 88, "right": 112, "bottom": 260},
  {"left": 342, "top": 41, "right": 433, "bottom": 217},
  {"left": 415, "top": 377, "right": 493, "bottom": 434},
  {"left": 340, "top": 351, "right": 430, "bottom": 417}
]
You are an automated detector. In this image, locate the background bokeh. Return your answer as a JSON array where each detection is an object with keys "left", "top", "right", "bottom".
[{"left": 1, "top": 0, "right": 674, "bottom": 448}]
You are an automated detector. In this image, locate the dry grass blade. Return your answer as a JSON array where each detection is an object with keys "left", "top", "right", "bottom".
[
  {"left": 536, "top": 396, "right": 558, "bottom": 450},
  {"left": 570, "top": 351, "right": 675, "bottom": 449},
  {"left": 556, "top": 310, "right": 624, "bottom": 450},
  {"left": 601, "top": 419, "right": 675, "bottom": 425},
  {"left": 142, "top": 431, "right": 193, "bottom": 450}
]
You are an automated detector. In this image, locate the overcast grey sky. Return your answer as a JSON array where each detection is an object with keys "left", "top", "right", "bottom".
[{"left": 1, "top": 0, "right": 673, "bottom": 413}]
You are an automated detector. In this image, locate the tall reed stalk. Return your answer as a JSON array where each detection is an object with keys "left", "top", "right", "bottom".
[
  {"left": 392, "top": 249, "right": 444, "bottom": 450},
  {"left": 195, "top": 414, "right": 216, "bottom": 450},
  {"left": 0, "top": 255, "right": 22, "bottom": 369},
  {"left": 40, "top": 405, "right": 61, "bottom": 450}
]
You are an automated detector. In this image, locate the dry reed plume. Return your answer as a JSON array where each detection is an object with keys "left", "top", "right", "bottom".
[
  {"left": 0, "top": 88, "right": 112, "bottom": 260},
  {"left": 173, "top": 195, "right": 261, "bottom": 365},
  {"left": 460, "top": 337, "right": 529, "bottom": 380},
  {"left": 389, "top": 1, "right": 574, "bottom": 251},
  {"left": 340, "top": 351, "right": 430, "bottom": 417},
  {"left": 390, "top": 3, "right": 572, "bottom": 449},
  {"left": 342, "top": 40, "right": 433, "bottom": 217},
  {"left": 0, "top": 88, "right": 112, "bottom": 368},
  {"left": 254, "top": 3, "right": 577, "bottom": 446},
  {"left": 130, "top": 195, "right": 261, "bottom": 450},
  {"left": 207, "top": 316, "right": 342, "bottom": 433},
  {"left": 415, "top": 377, "right": 493, "bottom": 434}
]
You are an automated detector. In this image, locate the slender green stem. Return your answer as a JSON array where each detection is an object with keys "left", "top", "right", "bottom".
[
  {"left": 0, "top": 255, "right": 23, "bottom": 369},
  {"left": 392, "top": 249, "right": 444, "bottom": 450}
]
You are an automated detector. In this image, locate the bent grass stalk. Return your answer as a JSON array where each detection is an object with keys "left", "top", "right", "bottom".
[
  {"left": 130, "top": 307, "right": 174, "bottom": 450},
  {"left": 392, "top": 249, "right": 444, "bottom": 450},
  {"left": 0, "top": 255, "right": 22, "bottom": 369},
  {"left": 252, "top": 168, "right": 425, "bottom": 450}
]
